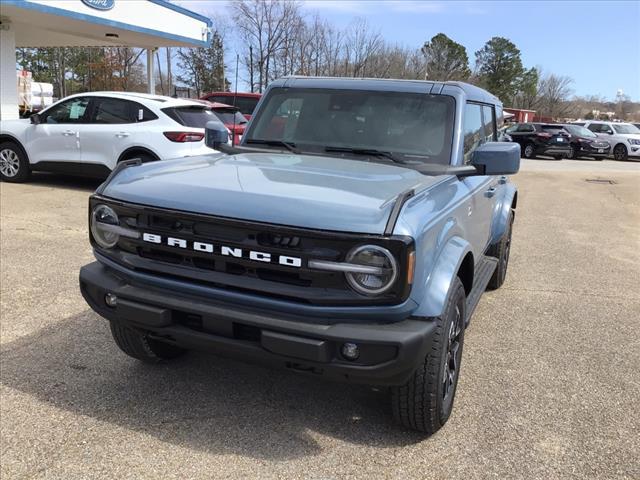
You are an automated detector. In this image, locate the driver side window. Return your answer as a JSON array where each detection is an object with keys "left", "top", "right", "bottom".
[{"left": 42, "top": 97, "right": 90, "bottom": 124}]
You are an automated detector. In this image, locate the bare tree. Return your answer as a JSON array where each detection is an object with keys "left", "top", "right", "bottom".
[
  {"left": 344, "top": 18, "right": 383, "bottom": 77},
  {"left": 232, "top": 0, "right": 301, "bottom": 92},
  {"left": 536, "top": 72, "right": 575, "bottom": 118}
]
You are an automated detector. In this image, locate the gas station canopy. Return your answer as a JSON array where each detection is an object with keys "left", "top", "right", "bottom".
[{"left": 0, "top": 0, "right": 212, "bottom": 120}]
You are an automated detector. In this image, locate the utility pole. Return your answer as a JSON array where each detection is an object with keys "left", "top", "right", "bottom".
[
  {"left": 166, "top": 47, "right": 172, "bottom": 96},
  {"left": 249, "top": 45, "right": 254, "bottom": 93}
]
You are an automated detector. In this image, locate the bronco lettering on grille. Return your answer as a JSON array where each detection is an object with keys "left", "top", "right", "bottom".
[{"left": 142, "top": 233, "right": 302, "bottom": 268}]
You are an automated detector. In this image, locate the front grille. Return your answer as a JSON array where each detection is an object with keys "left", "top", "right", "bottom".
[{"left": 90, "top": 196, "right": 413, "bottom": 306}]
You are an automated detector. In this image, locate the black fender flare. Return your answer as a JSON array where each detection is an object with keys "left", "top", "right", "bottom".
[
  {"left": 413, "top": 235, "right": 473, "bottom": 318},
  {"left": 489, "top": 183, "right": 517, "bottom": 245}
]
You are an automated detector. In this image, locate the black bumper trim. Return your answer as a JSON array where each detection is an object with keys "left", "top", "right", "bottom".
[{"left": 80, "top": 262, "right": 437, "bottom": 386}]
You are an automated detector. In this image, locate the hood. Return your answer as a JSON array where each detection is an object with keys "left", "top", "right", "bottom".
[
  {"left": 101, "top": 152, "right": 442, "bottom": 234},
  {"left": 0, "top": 118, "right": 30, "bottom": 131},
  {"left": 580, "top": 137, "right": 609, "bottom": 145}
]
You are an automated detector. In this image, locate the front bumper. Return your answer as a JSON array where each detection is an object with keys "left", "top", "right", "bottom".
[
  {"left": 80, "top": 261, "right": 436, "bottom": 386},
  {"left": 629, "top": 144, "right": 640, "bottom": 157},
  {"left": 577, "top": 143, "right": 610, "bottom": 157}
]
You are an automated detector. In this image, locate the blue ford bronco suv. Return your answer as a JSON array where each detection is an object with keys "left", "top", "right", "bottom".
[{"left": 80, "top": 77, "right": 519, "bottom": 434}]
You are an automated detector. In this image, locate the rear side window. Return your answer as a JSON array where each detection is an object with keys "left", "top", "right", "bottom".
[
  {"left": 495, "top": 105, "right": 504, "bottom": 130},
  {"left": 134, "top": 103, "right": 158, "bottom": 122},
  {"left": 517, "top": 124, "right": 535, "bottom": 133},
  {"left": 541, "top": 125, "right": 565, "bottom": 133},
  {"left": 163, "top": 106, "right": 218, "bottom": 128},
  {"left": 92, "top": 98, "right": 134, "bottom": 124},
  {"left": 463, "top": 103, "right": 484, "bottom": 163},
  {"left": 482, "top": 105, "right": 496, "bottom": 141},
  {"left": 588, "top": 123, "right": 613, "bottom": 134},
  {"left": 91, "top": 98, "right": 158, "bottom": 124}
]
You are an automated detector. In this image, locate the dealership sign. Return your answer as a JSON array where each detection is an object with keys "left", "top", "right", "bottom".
[{"left": 81, "top": 0, "right": 115, "bottom": 11}]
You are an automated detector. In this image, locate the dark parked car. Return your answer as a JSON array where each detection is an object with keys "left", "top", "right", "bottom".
[
  {"left": 562, "top": 124, "right": 610, "bottom": 160},
  {"left": 505, "top": 122, "right": 571, "bottom": 159}
]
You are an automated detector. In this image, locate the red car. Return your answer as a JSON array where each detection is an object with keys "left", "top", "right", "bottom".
[
  {"left": 191, "top": 99, "right": 247, "bottom": 145},
  {"left": 200, "top": 92, "right": 261, "bottom": 120}
]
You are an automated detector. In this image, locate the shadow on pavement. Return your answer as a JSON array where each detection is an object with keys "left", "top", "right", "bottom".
[
  {"left": 0, "top": 310, "right": 425, "bottom": 460},
  {"left": 24, "top": 173, "right": 104, "bottom": 192}
]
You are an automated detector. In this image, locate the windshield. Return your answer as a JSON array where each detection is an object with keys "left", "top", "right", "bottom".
[
  {"left": 213, "top": 109, "right": 248, "bottom": 126},
  {"left": 207, "top": 95, "right": 260, "bottom": 116},
  {"left": 613, "top": 124, "right": 640, "bottom": 134},
  {"left": 564, "top": 125, "right": 596, "bottom": 138},
  {"left": 162, "top": 106, "right": 218, "bottom": 128},
  {"left": 541, "top": 125, "right": 566, "bottom": 134},
  {"left": 245, "top": 88, "right": 455, "bottom": 165}
]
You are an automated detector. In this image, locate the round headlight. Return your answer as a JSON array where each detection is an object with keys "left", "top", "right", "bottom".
[
  {"left": 345, "top": 245, "right": 398, "bottom": 295},
  {"left": 90, "top": 204, "right": 119, "bottom": 249}
]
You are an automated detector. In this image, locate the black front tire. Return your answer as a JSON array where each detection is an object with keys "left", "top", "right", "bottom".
[
  {"left": 553, "top": 155, "right": 564, "bottom": 160},
  {"left": 487, "top": 210, "right": 514, "bottom": 290},
  {"left": 0, "top": 141, "right": 31, "bottom": 183},
  {"left": 391, "top": 278, "right": 466, "bottom": 434},
  {"left": 613, "top": 144, "right": 628, "bottom": 161},
  {"left": 110, "top": 321, "right": 187, "bottom": 363},
  {"left": 523, "top": 143, "right": 536, "bottom": 159}
]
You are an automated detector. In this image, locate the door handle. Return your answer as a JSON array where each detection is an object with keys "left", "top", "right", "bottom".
[
  {"left": 115, "top": 132, "right": 130, "bottom": 138},
  {"left": 485, "top": 187, "right": 497, "bottom": 198},
  {"left": 62, "top": 130, "right": 75, "bottom": 136}
]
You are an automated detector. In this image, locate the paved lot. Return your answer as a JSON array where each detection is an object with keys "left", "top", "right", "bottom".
[{"left": 1, "top": 159, "right": 639, "bottom": 479}]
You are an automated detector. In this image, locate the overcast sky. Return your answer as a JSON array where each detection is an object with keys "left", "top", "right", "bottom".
[{"left": 175, "top": 0, "right": 640, "bottom": 101}]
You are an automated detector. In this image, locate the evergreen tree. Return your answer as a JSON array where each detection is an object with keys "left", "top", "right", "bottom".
[{"left": 421, "top": 33, "right": 471, "bottom": 81}]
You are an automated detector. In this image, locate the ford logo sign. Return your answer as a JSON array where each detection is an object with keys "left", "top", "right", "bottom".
[{"left": 81, "top": 0, "right": 115, "bottom": 10}]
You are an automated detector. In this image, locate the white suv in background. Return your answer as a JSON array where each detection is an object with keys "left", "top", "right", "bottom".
[
  {"left": 581, "top": 121, "right": 640, "bottom": 161},
  {"left": 0, "top": 92, "right": 221, "bottom": 182}
]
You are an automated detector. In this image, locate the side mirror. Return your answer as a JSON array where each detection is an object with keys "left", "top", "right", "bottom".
[
  {"left": 606, "top": 131, "right": 614, "bottom": 135},
  {"left": 205, "top": 120, "right": 229, "bottom": 150},
  {"left": 471, "top": 142, "right": 520, "bottom": 175},
  {"left": 30, "top": 113, "right": 41, "bottom": 125}
]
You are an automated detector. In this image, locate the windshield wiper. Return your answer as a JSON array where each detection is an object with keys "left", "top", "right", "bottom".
[
  {"left": 323, "top": 146, "right": 407, "bottom": 164},
  {"left": 245, "top": 139, "right": 299, "bottom": 153}
]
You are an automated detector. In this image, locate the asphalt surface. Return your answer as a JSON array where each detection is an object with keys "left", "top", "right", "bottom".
[{"left": 1, "top": 159, "right": 639, "bottom": 479}]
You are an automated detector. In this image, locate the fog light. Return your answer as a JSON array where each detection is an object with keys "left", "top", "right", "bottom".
[
  {"left": 341, "top": 342, "right": 360, "bottom": 361},
  {"left": 104, "top": 293, "right": 118, "bottom": 307}
]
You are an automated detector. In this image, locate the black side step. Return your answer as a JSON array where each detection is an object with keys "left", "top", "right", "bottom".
[{"left": 465, "top": 255, "right": 498, "bottom": 326}]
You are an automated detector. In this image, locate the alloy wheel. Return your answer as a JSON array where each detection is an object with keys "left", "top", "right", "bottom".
[
  {"left": 614, "top": 145, "right": 627, "bottom": 161},
  {"left": 443, "top": 304, "right": 463, "bottom": 408},
  {"left": 0, "top": 149, "right": 20, "bottom": 177},
  {"left": 524, "top": 145, "right": 534, "bottom": 158}
]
